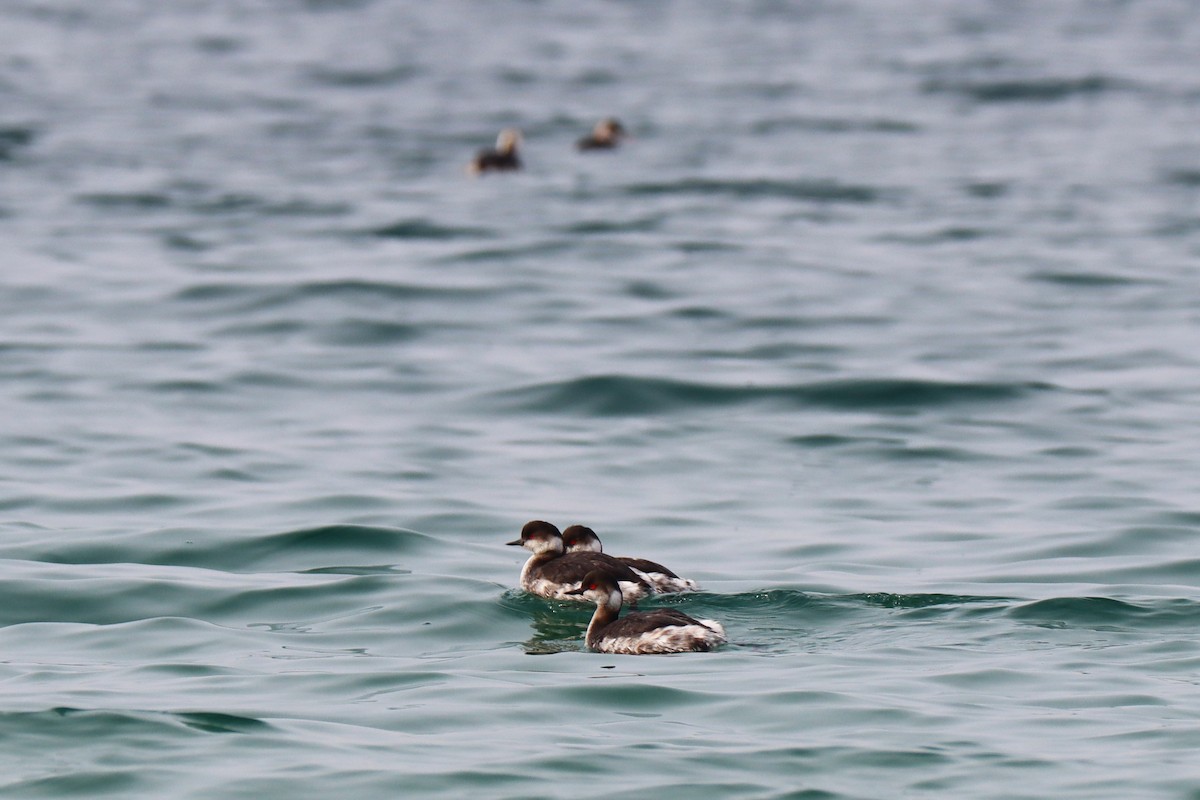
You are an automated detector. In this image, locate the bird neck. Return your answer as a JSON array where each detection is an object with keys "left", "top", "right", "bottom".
[
  {"left": 520, "top": 549, "right": 560, "bottom": 582},
  {"left": 585, "top": 591, "right": 622, "bottom": 647}
]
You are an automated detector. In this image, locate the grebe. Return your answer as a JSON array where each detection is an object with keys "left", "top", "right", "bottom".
[
  {"left": 506, "top": 520, "right": 653, "bottom": 602},
  {"left": 562, "top": 525, "right": 699, "bottom": 593},
  {"left": 566, "top": 569, "right": 726, "bottom": 654},
  {"left": 576, "top": 118, "right": 627, "bottom": 151},
  {"left": 468, "top": 128, "right": 522, "bottom": 174}
]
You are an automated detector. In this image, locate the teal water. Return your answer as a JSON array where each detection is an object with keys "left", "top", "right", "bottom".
[{"left": 3, "top": 1, "right": 1200, "bottom": 797}]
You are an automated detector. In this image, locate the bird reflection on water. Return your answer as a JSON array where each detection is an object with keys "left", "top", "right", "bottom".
[{"left": 518, "top": 601, "right": 592, "bottom": 655}]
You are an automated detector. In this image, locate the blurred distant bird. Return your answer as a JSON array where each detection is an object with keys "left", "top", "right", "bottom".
[
  {"left": 468, "top": 128, "right": 522, "bottom": 174},
  {"left": 576, "top": 118, "right": 628, "bottom": 151}
]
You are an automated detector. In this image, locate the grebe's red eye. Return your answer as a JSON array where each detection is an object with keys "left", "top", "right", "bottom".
[{"left": 589, "top": 582, "right": 597, "bottom": 590}]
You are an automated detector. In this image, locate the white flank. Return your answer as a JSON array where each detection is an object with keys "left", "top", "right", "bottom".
[
  {"left": 630, "top": 568, "right": 700, "bottom": 593},
  {"left": 595, "top": 622, "right": 726, "bottom": 654},
  {"left": 523, "top": 576, "right": 649, "bottom": 602}
]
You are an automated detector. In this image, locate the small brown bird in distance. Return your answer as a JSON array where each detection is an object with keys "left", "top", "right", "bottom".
[{"left": 576, "top": 118, "right": 628, "bottom": 151}]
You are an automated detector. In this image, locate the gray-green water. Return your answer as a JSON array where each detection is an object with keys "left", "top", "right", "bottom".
[{"left": 3, "top": 1, "right": 1200, "bottom": 797}]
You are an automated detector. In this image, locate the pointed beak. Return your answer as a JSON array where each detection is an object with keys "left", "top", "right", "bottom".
[
  {"left": 505, "top": 539, "right": 523, "bottom": 546},
  {"left": 564, "top": 586, "right": 584, "bottom": 596}
]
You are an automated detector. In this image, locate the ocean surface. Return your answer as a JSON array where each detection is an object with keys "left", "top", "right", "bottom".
[{"left": 3, "top": 1, "right": 1200, "bottom": 797}]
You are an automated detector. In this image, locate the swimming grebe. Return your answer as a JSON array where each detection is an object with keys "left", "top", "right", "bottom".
[
  {"left": 576, "top": 118, "right": 627, "bottom": 151},
  {"left": 468, "top": 128, "right": 522, "bottom": 174},
  {"left": 566, "top": 569, "right": 726, "bottom": 654},
  {"left": 561, "top": 525, "right": 699, "bottom": 593},
  {"left": 506, "top": 520, "right": 653, "bottom": 602}
]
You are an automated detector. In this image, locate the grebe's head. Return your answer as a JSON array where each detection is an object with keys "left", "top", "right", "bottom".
[
  {"left": 506, "top": 519, "right": 563, "bottom": 554},
  {"left": 593, "top": 118, "right": 627, "bottom": 143},
  {"left": 561, "top": 525, "right": 603, "bottom": 554},
  {"left": 565, "top": 569, "right": 623, "bottom": 609},
  {"left": 495, "top": 128, "right": 523, "bottom": 154}
]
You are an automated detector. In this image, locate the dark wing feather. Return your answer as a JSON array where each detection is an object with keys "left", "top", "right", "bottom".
[
  {"left": 577, "top": 136, "right": 613, "bottom": 150},
  {"left": 608, "top": 608, "right": 710, "bottom": 635},
  {"left": 539, "top": 552, "right": 651, "bottom": 589},
  {"left": 473, "top": 151, "right": 520, "bottom": 171}
]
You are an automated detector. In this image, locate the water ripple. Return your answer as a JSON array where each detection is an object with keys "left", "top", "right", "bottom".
[
  {"left": 623, "top": 178, "right": 884, "bottom": 203},
  {"left": 366, "top": 218, "right": 493, "bottom": 240},
  {"left": 486, "top": 374, "right": 1048, "bottom": 416},
  {"left": 172, "top": 279, "right": 497, "bottom": 314},
  {"left": 1008, "top": 597, "right": 1200, "bottom": 631},
  {"left": 0, "top": 125, "right": 37, "bottom": 161},
  {"left": 923, "top": 74, "right": 1120, "bottom": 103}
]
